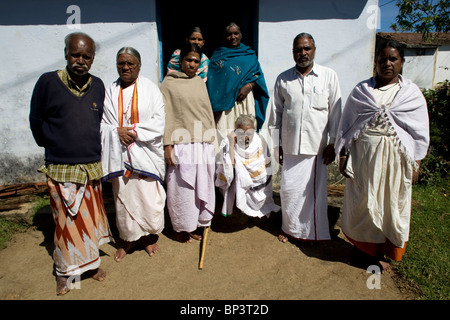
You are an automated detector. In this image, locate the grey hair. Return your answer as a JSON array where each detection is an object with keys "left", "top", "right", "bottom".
[
  {"left": 293, "top": 32, "right": 315, "bottom": 47},
  {"left": 235, "top": 114, "right": 255, "bottom": 129},
  {"left": 116, "top": 47, "right": 142, "bottom": 65},
  {"left": 64, "top": 32, "right": 96, "bottom": 53},
  {"left": 225, "top": 22, "right": 241, "bottom": 35}
]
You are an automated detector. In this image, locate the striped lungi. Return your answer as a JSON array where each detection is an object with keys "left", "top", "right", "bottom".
[{"left": 47, "top": 177, "right": 112, "bottom": 276}]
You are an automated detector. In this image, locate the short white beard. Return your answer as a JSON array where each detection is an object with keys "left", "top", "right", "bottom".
[{"left": 297, "top": 58, "right": 313, "bottom": 68}]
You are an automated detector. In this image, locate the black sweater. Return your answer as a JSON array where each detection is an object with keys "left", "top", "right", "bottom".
[{"left": 29, "top": 71, "right": 105, "bottom": 164}]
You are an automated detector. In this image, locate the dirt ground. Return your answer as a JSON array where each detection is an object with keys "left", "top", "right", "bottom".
[{"left": 0, "top": 184, "right": 417, "bottom": 302}]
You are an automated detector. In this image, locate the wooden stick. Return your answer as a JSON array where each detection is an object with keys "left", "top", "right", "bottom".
[{"left": 198, "top": 226, "right": 209, "bottom": 270}]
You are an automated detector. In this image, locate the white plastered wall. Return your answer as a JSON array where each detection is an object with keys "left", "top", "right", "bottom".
[{"left": 0, "top": 3, "right": 159, "bottom": 184}]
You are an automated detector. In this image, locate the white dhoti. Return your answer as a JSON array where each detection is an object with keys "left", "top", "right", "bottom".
[
  {"left": 112, "top": 172, "right": 166, "bottom": 242},
  {"left": 166, "top": 143, "right": 216, "bottom": 232},
  {"left": 280, "top": 153, "right": 330, "bottom": 240}
]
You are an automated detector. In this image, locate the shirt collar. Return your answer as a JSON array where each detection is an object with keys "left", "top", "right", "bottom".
[
  {"left": 60, "top": 67, "right": 92, "bottom": 95},
  {"left": 294, "top": 62, "right": 319, "bottom": 78}
]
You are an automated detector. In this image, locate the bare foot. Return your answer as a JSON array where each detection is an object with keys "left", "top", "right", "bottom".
[
  {"left": 175, "top": 231, "right": 192, "bottom": 243},
  {"left": 189, "top": 230, "right": 202, "bottom": 241},
  {"left": 145, "top": 243, "right": 159, "bottom": 256},
  {"left": 278, "top": 233, "right": 289, "bottom": 243},
  {"left": 114, "top": 248, "right": 127, "bottom": 262},
  {"left": 90, "top": 268, "right": 106, "bottom": 281},
  {"left": 379, "top": 260, "right": 392, "bottom": 274},
  {"left": 56, "top": 276, "right": 70, "bottom": 296},
  {"left": 142, "top": 234, "right": 159, "bottom": 257},
  {"left": 114, "top": 241, "right": 134, "bottom": 262}
]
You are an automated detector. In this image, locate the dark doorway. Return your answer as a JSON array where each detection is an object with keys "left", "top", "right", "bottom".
[{"left": 157, "top": 0, "right": 259, "bottom": 79}]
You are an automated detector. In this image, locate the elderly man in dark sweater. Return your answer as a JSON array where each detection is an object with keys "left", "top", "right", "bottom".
[{"left": 30, "top": 32, "right": 112, "bottom": 296}]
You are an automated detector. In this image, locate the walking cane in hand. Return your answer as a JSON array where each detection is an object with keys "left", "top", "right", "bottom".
[{"left": 198, "top": 226, "right": 209, "bottom": 270}]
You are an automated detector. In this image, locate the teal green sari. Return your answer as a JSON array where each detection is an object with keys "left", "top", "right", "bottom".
[{"left": 207, "top": 43, "right": 269, "bottom": 130}]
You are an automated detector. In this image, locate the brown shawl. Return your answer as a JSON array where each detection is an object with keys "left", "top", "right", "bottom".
[{"left": 161, "top": 71, "right": 216, "bottom": 145}]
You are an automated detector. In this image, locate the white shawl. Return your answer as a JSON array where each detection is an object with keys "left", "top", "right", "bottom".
[
  {"left": 101, "top": 76, "right": 165, "bottom": 183},
  {"left": 335, "top": 75, "right": 429, "bottom": 167},
  {"left": 216, "top": 134, "right": 280, "bottom": 217}
]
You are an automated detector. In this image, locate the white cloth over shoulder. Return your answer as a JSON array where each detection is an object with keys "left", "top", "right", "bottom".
[
  {"left": 335, "top": 75, "right": 429, "bottom": 166},
  {"left": 337, "top": 79, "right": 427, "bottom": 248},
  {"left": 101, "top": 76, "right": 166, "bottom": 241},
  {"left": 101, "top": 76, "right": 166, "bottom": 182},
  {"left": 216, "top": 134, "right": 280, "bottom": 217}
]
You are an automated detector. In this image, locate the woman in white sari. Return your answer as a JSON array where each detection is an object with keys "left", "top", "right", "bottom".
[
  {"left": 335, "top": 40, "right": 429, "bottom": 273},
  {"left": 101, "top": 47, "right": 166, "bottom": 261}
]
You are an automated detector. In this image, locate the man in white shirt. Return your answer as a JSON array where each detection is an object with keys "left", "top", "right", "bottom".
[{"left": 268, "top": 33, "right": 342, "bottom": 242}]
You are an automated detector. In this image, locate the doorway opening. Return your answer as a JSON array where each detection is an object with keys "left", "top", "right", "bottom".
[{"left": 157, "top": 0, "right": 259, "bottom": 79}]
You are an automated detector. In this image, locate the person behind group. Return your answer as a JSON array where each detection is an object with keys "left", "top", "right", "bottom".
[
  {"left": 207, "top": 22, "right": 270, "bottom": 140},
  {"left": 167, "top": 27, "right": 209, "bottom": 81},
  {"left": 216, "top": 114, "right": 281, "bottom": 218},
  {"left": 335, "top": 40, "right": 429, "bottom": 273},
  {"left": 29, "top": 32, "right": 112, "bottom": 295},
  {"left": 161, "top": 43, "right": 216, "bottom": 243},
  {"left": 268, "top": 33, "right": 342, "bottom": 243},
  {"left": 101, "top": 47, "right": 166, "bottom": 262}
]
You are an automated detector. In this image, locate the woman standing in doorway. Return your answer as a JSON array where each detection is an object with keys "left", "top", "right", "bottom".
[
  {"left": 166, "top": 27, "right": 209, "bottom": 81},
  {"left": 207, "top": 22, "right": 269, "bottom": 141}
]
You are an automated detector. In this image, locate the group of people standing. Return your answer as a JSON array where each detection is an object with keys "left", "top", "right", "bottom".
[{"left": 29, "top": 23, "right": 429, "bottom": 296}]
